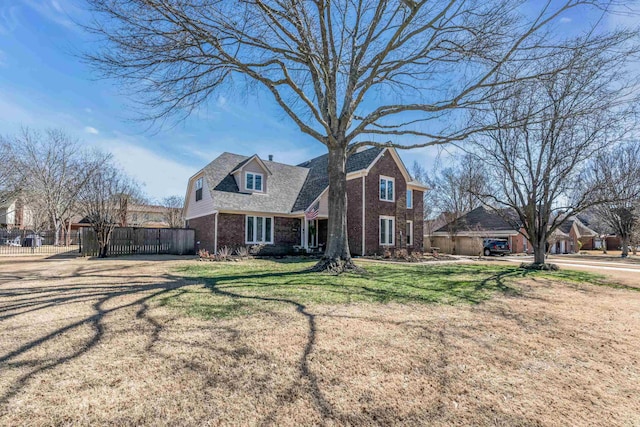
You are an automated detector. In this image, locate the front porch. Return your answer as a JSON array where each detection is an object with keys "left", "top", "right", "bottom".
[{"left": 294, "top": 217, "right": 328, "bottom": 254}]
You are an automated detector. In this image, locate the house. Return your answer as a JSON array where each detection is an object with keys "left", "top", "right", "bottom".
[
  {"left": 183, "top": 147, "right": 427, "bottom": 256},
  {"left": 431, "top": 206, "right": 599, "bottom": 255},
  {"left": 552, "top": 215, "right": 598, "bottom": 253},
  {"left": 123, "top": 204, "right": 171, "bottom": 228},
  {"left": 423, "top": 212, "right": 450, "bottom": 249},
  {"left": 0, "top": 195, "right": 34, "bottom": 230},
  {"left": 71, "top": 203, "right": 173, "bottom": 231},
  {"left": 430, "top": 206, "right": 529, "bottom": 255}
]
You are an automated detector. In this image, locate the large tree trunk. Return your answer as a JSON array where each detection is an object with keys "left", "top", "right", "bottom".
[
  {"left": 311, "top": 145, "right": 359, "bottom": 273},
  {"left": 533, "top": 238, "right": 546, "bottom": 265},
  {"left": 621, "top": 235, "right": 630, "bottom": 258},
  {"left": 53, "top": 218, "right": 61, "bottom": 246}
]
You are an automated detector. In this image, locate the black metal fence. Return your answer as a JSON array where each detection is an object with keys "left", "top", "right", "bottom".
[
  {"left": 80, "top": 227, "right": 195, "bottom": 257},
  {"left": 0, "top": 228, "right": 80, "bottom": 256}
]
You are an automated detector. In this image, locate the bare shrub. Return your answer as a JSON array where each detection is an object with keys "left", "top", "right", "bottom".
[
  {"left": 235, "top": 246, "right": 250, "bottom": 258},
  {"left": 216, "top": 246, "right": 231, "bottom": 261}
]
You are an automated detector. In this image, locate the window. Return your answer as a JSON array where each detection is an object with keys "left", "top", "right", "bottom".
[
  {"left": 246, "top": 216, "right": 273, "bottom": 243},
  {"left": 246, "top": 172, "right": 264, "bottom": 192},
  {"left": 380, "top": 216, "right": 395, "bottom": 245},
  {"left": 406, "top": 189, "right": 413, "bottom": 209},
  {"left": 406, "top": 220, "right": 413, "bottom": 246},
  {"left": 195, "top": 177, "right": 203, "bottom": 201},
  {"left": 380, "top": 176, "right": 394, "bottom": 201}
]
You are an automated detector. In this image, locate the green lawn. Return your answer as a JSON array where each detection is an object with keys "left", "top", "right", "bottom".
[{"left": 161, "top": 258, "right": 607, "bottom": 320}]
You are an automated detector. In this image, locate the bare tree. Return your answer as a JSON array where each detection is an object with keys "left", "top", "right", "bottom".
[
  {"left": 78, "top": 162, "right": 140, "bottom": 258},
  {"left": 84, "top": 0, "right": 628, "bottom": 271},
  {"left": 0, "top": 140, "right": 13, "bottom": 194},
  {"left": 162, "top": 195, "right": 185, "bottom": 228},
  {"left": 2, "top": 128, "right": 106, "bottom": 244},
  {"left": 433, "top": 154, "right": 488, "bottom": 219},
  {"left": 587, "top": 143, "right": 640, "bottom": 257},
  {"left": 467, "top": 39, "right": 637, "bottom": 265}
]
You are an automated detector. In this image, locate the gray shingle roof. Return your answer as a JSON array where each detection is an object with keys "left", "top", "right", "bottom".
[
  {"left": 435, "top": 206, "right": 521, "bottom": 233},
  {"left": 292, "top": 147, "right": 383, "bottom": 212},
  {"left": 201, "top": 152, "right": 309, "bottom": 214},
  {"left": 199, "top": 147, "right": 384, "bottom": 215}
]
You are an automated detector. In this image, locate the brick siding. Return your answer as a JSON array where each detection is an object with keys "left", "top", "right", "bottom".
[{"left": 357, "top": 151, "right": 423, "bottom": 255}]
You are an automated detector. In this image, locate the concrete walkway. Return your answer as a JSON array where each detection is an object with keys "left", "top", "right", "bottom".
[{"left": 503, "top": 255, "right": 640, "bottom": 287}]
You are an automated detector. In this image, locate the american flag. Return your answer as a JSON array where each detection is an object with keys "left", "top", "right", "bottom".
[{"left": 305, "top": 203, "right": 319, "bottom": 220}]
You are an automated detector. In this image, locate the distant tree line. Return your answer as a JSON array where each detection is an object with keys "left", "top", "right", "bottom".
[{"left": 0, "top": 128, "right": 186, "bottom": 257}]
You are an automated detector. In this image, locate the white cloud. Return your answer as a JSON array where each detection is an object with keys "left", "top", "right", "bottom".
[
  {"left": 0, "top": 49, "right": 5, "bottom": 67},
  {"left": 84, "top": 126, "right": 99, "bottom": 134},
  {"left": 94, "top": 137, "right": 195, "bottom": 200},
  {"left": 0, "top": 5, "right": 19, "bottom": 35},
  {"left": 84, "top": 107, "right": 92, "bottom": 114},
  {"left": 20, "top": 0, "right": 79, "bottom": 31},
  {"left": 559, "top": 17, "right": 572, "bottom": 23}
]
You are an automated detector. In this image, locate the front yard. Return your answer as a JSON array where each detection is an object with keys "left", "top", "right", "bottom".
[{"left": 1, "top": 256, "right": 639, "bottom": 425}]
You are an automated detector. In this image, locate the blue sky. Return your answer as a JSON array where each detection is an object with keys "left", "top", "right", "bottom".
[
  {"left": 0, "top": 0, "right": 444, "bottom": 201},
  {"left": 0, "top": 1, "right": 635, "bottom": 200}
]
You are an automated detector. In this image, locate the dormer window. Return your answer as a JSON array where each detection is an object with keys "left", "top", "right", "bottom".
[
  {"left": 195, "top": 177, "right": 203, "bottom": 201},
  {"left": 246, "top": 172, "right": 263, "bottom": 192}
]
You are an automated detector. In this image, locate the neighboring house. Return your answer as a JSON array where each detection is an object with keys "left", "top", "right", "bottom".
[
  {"left": 430, "top": 206, "right": 529, "bottom": 255},
  {"left": 423, "top": 213, "right": 451, "bottom": 250},
  {"left": 0, "top": 196, "right": 34, "bottom": 230},
  {"left": 184, "top": 147, "right": 427, "bottom": 256},
  {"left": 71, "top": 203, "right": 173, "bottom": 230},
  {"left": 431, "top": 206, "right": 599, "bottom": 255},
  {"left": 551, "top": 215, "right": 598, "bottom": 254},
  {"left": 124, "top": 204, "right": 171, "bottom": 228}
]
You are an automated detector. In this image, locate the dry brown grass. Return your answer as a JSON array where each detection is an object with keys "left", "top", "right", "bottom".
[{"left": 1, "top": 256, "right": 639, "bottom": 426}]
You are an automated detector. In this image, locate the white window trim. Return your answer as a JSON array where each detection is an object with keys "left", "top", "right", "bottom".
[
  {"left": 195, "top": 177, "right": 203, "bottom": 190},
  {"left": 379, "top": 176, "right": 395, "bottom": 202},
  {"left": 380, "top": 215, "right": 395, "bottom": 246},
  {"left": 245, "top": 172, "right": 264, "bottom": 192},
  {"left": 406, "top": 189, "right": 413, "bottom": 209},
  {"left": 406, "top": 220, "right": 413, "bottom": 246},
  {"left": 245, "top": 215, "right": 274, "bottom": 244}
]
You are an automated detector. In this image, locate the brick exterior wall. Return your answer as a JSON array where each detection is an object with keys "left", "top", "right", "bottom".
[
  {"left": 356, "top": 151, "right": 424, "bottom": 256},
  {"left": 189, "top": 150, "right": 425, "bottom": 257},
  {"left": 188, "top": 213, "right": 301, "bottom": 255},
  {"left": 274, "top": 217, "right": 302, "bottom": 249},
  {"left": 346, "top": 178, "right": 363, "bottom": 255},
  {"left": 187, "top": 213, "right": 217, "bottom": 253},
  {"left": 217, "top": 213, "right": 245, "bottom": 249}
]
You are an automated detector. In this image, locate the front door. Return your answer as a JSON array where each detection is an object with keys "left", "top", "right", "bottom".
[{"left": 307, "top": 219, "right": 318, "bottom": 248}]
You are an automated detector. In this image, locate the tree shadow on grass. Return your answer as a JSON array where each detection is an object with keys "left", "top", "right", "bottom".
[
  {"left": 164, "top": 264, "right": 530, "bottom": 423},
  {"left": 0, "top": 273, "right": 190, "bottom": 407},
  {"left": 0, "top": 260, "right": 542, "bottom": 425}
]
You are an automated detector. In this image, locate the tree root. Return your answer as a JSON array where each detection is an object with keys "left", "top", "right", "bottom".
[
  {"left": 309, "top": 257, "right": 366, "bottom": 274},
  {"left": 519, "top": 262, "right": 559, "bottom": 271}
]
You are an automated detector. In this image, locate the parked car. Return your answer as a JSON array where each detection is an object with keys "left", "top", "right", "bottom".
[
  {"left": 2, "top": 236, "right": 22, "bottom": 246},
  {"left": 483, "top": 239, "right": 510, "bottom": 256}
]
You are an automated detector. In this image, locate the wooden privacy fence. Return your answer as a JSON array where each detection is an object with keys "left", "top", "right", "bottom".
[{"left": 80, "top": 227, "right": 195, "bottom": 256}]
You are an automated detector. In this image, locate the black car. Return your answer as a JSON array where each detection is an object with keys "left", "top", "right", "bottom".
[{"left": 483, "top": 239, "right": 510, "bottom": 256}]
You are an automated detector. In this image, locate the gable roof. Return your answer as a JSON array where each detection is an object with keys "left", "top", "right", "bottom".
[
  {"left": 200, "top": 152, "right": 309, "bottom": 214},
  {"left": 230, "top": 154, "right": 272, "bottom": 176},
  {"left": 435, "top": 206, "right": 521, "bottom": 233},
  {"left": 292, "top": 147, "right": 384, "bottom": 212},
  {"left": 188, "top": 146, "right": 411, "bottom": 216}
]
